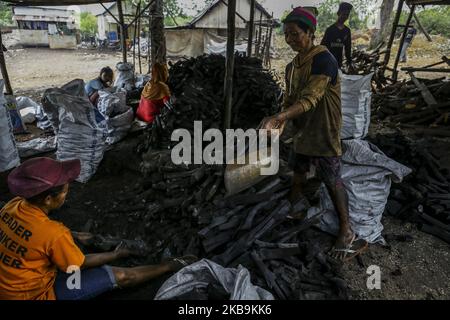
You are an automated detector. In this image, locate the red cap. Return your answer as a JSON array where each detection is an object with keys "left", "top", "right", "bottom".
[{"left": 8, "top": 157, "right": 81, "bottom": 198}]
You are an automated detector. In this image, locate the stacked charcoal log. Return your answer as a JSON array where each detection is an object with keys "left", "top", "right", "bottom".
[
  {"left": 138, "top": 54, "right": 282, "bottom": 152},
  {"left": 372, "top": 78, "right": 450, "bottom": 136},
  {"left": 370, "top": 133, "right": 450, "bottom": 244},
  {"left": 136, "top": 151, "right": 348, "bottom": 299}
]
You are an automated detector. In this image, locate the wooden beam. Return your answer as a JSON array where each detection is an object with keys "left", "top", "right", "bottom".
[
  {"left": 219, "top": 0, "right": 247, "bottom": 23},
  {"left": 117, "top": 0, "right": 127, "bottom": 63},
  {"left": 100, "top": 2, "right": 121, "bottom": 25},
  {"left": 247, "top": 0, "right": 255, "bottom": 57},
  {"left": 393, "top": 4, "right": 416, "bottom": 81},
  {"left": 0, "top": 30, "right": 13, "bottom": 95},
  {"left": 402, "top": 67, "right": 450, "bottom": 73},
  {"left": 224, "top": 0, "right": 236, "bottom": 130}
]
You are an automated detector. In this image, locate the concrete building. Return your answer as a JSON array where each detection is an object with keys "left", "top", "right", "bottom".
[{"left": 12, "top": 6, "right": 80, "bottom": 49}]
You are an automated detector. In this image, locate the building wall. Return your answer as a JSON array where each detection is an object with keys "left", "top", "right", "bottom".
[
  {"left": 18, "top": 30, "right": 49, "bottom": 46},
  {"left": 48, "top": 34, "right": 77, "bottom": 49},
  {"left": 193, "top": 0, "right": 271, "bottom": 29}
]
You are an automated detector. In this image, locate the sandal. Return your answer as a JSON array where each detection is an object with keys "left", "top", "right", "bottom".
[
  {"left": 165, "top": 255, "right": 199, "bottom": 272},
  {"left": 329, "top": 234, "right": 368, "bottom": 263}
]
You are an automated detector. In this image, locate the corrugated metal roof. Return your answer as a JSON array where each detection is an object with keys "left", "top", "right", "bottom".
[{"left": 2, "top": 0, "right": 114, "bottom": 6}]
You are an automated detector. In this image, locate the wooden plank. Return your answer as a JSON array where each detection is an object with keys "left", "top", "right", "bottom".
[
  {"left": 402, "top": 67, "right": 450, "bottom": 73},
  {"left": 408, "top": 71, "right": 439, "bottom": 108}
]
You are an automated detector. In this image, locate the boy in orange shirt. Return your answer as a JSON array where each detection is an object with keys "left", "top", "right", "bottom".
[{"left": 0, "top": 157, "right": 196, "bottom": 300}]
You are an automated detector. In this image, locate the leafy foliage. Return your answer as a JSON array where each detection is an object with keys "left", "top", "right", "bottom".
[
  {"left": 400, "top": 6, "right": 450, "bottom": 38},
  {"left": 80, "top": 12, "right": 98, "bottom": 36},
  {"left": 0, "top": 3, "right": 13, "bottom": 26}
]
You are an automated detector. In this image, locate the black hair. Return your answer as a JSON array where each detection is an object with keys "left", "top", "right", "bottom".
[
  {"left": 100, "top": 66, "right": 113, "bottom": 76},
  {"left": 26, "top": 185, "right": 66, "bottom": 205},
  {"left": 338, "top": 2, "right": 353, "bottom": 14}
]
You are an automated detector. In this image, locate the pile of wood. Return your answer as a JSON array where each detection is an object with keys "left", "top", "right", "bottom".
[
  {"left": 139, "top": 54, "right": 281, "bottom": 151},
  {"left": 349, "top": 46, "right": 388, "bottom": 88},
  {"left": 371, "top": 133, "right": 450, "bottom": 244},
  {"left": 373, "top": 76, "right": 450, "bottom": 136}
]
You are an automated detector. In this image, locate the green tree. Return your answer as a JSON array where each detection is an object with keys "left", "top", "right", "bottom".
[
  {"left": 316, "top": 0, "right": 371, "bottom": 32},
  {"left": 80, "top": 12, "right": 97, "bottom": 36},
  {"left": 0, "top": 2, "right": 13, "bottom": 26},
  {"left": 415, "top": 6, "right": 450, "bottom": 38}
]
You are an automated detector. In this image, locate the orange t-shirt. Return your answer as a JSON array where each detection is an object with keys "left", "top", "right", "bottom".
[{"left": 0, "top": 197, "right": 85, "bottom": 300}]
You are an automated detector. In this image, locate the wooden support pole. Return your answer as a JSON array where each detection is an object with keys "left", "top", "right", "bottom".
[
  {"left": 247, "top": 0, "right": 255, "bottom": 57},
  {"left": 147, "top": 10, "right": 151, "bottom": 73},
  {"left": 224, "top": 0, "right": 236, "bottom": 130},
  {"left": 256, "top": 11, "right": 263, "bottom": 58},
  {"left": 117, "top": 0, "right": 127, "bottom": 63},
  {"left": 413, "top": 12, "right": 432, "bottom": 42},
  {"left": 265, "top": 15, "right": 274, "bottom": 68},
  {"left": 0, "top": 30, "right": 13, "bottom": 95},
  {"left": 137, "top": 4, "right": 142, "bottom": 74},
  {"left": 133, "top": 2, "right": 139, "bottom": 70},
  {"left": 382, "top": 0, "right": 404, "bottom": 75},
  {"left": 150, "top": 0, "right": 166, "bottom": 66},
  {"left": 393, "top": 4, "right": 416, "bottom": 82}
]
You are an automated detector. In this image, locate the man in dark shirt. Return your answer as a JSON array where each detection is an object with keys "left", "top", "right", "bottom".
[
  {"left": 400, "top": 21, "right": 417, "bottom": 63},
  {"left": 321, "top": 2, "right": 354, "bottom": 71}
]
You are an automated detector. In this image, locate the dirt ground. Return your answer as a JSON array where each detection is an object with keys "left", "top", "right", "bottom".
[
  {"left": 3, "top": 47, "right": 150, "bottom": 93},
  {"left": 1, "top": 33, "right": 449, "bottom": 300}
]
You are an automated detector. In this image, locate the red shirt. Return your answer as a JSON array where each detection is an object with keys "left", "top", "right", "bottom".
[{"left": 136, "top": 96, "right": 169, "bottom": 123}]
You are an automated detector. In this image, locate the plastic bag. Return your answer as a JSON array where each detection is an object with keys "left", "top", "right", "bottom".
[
  {"left": 340, "top": 73, "right": 373, "bottom": 139},
  {"left": 0, "top": 80, "right": 20, "bottom": 172},
  {"left": 16, "top": 136, "right": 57, "bottom": 158},
  {"left": 5, "top": 94, "right": 27, "bottom": 134},
  {"left": 16, "top": 96, "right": 52, "bottom": 129},
  {"left": 42, "top": 79, "right": 108, "bottom": 183},
  {"left": 155, "top": 259, "right": 274, "bottom": 300},
  {"left": 97, "top": 89, "right": 133, "bottom": 144},
  {"left": 114, "top": 62, "right": 135, "bottom": 92},
  {"left": 307, "top": 139, "right": 412, "bottom": 244}
]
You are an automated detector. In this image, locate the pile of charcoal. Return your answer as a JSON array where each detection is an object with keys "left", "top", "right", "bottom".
[
  {"left": 139, "top": 53, "right": 282, "bottom": 151},
  {"left": 370, "top": 133, "right": 450, "bottom": 244},
  {"left": 95, "top": 150, "right": 347, "bottom": 300}
]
